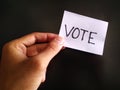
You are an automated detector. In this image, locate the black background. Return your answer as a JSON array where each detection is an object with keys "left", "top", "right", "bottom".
[{"left": 0, "top": 0, "right": 120, "bottom": 89}]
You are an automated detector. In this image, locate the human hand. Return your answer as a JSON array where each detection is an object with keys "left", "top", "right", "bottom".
[{"left": 0, "top": 32, "right": 64, "bottom": 90}]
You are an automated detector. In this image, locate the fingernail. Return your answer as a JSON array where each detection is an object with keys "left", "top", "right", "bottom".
[{"left": 55, "top": 36, "right": 64, "bottom": 45}]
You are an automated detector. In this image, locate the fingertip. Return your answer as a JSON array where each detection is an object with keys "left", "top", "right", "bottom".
[{"left": 54, "top": 36, "right": 64, "bottom": 46}]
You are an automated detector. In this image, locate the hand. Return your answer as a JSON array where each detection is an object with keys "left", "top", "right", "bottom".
[{"left": 0, "top": 32, "right": 64, "bottom": 90}]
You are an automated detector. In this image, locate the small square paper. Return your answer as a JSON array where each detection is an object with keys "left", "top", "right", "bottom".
[{"left": 59, "top": 10, "right": 108, "bottom": 55}]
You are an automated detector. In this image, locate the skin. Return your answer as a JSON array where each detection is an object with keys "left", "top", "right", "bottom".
[{"left": 0, "top": 32, "right": 64, "bottom": 90}]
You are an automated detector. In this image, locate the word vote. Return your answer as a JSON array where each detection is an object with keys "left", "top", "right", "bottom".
[{"left": 65, "top": 24, "right": 97, "bottom": 45}]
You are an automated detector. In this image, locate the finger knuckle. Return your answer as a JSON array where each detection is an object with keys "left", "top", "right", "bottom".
[{"left": 30, "top": 59, "right": 46, "bottom": 71}]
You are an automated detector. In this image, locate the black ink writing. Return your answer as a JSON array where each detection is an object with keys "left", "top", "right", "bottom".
[
  {"left": 81, "top": 29, "right": 88, "bottom": 41},
  {"left": 64, "top": 24, "right": 97, "bottom": 45},
  {"left": 65, "top": 24, "right": 74, "bottom": 37},
  {"left": 72, "top": 28, "right": 80, "bottom": 39},
  {"left": 88, "top": 32, "right": 97, "bottom": 44}
]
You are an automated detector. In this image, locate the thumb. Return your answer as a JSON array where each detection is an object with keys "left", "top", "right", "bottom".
[{"left": 34, "top": 36, "right": 64, "bottom": 65}]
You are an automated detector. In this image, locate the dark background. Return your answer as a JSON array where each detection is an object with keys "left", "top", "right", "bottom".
[{"left": 0, "top": 0, "right": 120, "bottom": 89}]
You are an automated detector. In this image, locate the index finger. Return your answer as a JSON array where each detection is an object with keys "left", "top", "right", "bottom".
[{"left": 17, "top": 32, "right": 58, "bottom": 47}]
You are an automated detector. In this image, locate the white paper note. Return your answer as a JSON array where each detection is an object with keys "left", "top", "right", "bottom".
[{"left": 59, "top": 10, "right": 108, "bottom": 55}]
